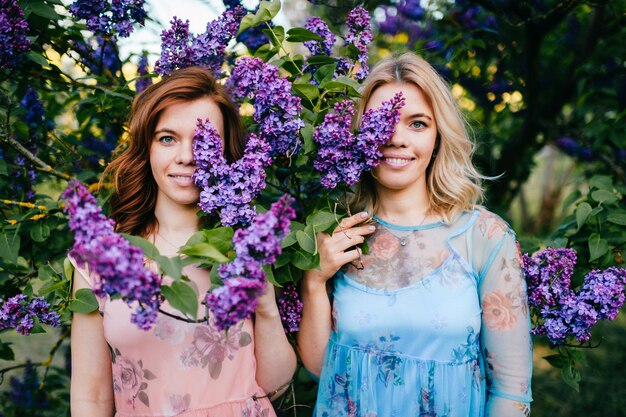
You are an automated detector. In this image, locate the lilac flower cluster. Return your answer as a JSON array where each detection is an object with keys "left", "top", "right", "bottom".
[
  {"left": 0, "top": 0, "right": 31, "bottom": 70},
  {"left": 82, "top": 127, "right": 119, "bottom": 170},
  {"left": 193, "top": 119, "right": 272, "bottom": 226},
  {"left": 228, "top": 57, "right": 304, "bottom": 157},
  {"left": 3, "top": 362, "right": 49, "bottom": 409},
  {"left": 0, "top": 295, "right": 60, "bottom": 335},
  {"left": 313, "top": 93, "right": 405, "bottom": 189},
  {"left": 154, "top": 6, "right": 245, "bottom": 76},
  {"left": 224, "top": 0, "right": 270, "bottom": 53},
  {"left": 277, "top": 284, "right": 303, "bottom": 333},
  {"left": 524, "top": 248, "right": 626, "bottom": 344},
  {"left": 554, "top": 136, "right": 594, "bottom": 161},
  {"left": 135, "top": 54, "right": 152, "bottom": 94},
  {"left": 343, "top": 7, "right": 373, "bottom": 80},
  {"left": 304, "top": 17, "right": 336, "bottom": 57},
  {"left": 69, "top": 0, "right": 147, "bottom": 38},
  {"left": 206, "top": 195, "right": 296, "bottom": 331},
  {"left": 62, "top": 180, "right": 161, "bottom": 330},
  {"left": 523, "top": 248, "right": 577, "bottom": 308},
  {"left": 71, "top": 37, "right": 121, "bottom": 76}
]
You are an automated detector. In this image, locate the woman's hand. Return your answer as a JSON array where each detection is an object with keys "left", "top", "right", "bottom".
[
  {"left": 309, "top": 211, "right": 376, "bottom": 284},
  {"left": 255, "top": 280, "right": 279, "bottom": 318}
]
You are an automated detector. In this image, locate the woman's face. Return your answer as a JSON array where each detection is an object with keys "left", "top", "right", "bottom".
[
  {"left": 368, "top": 82, "right": 438, "bottom": 194},
  {"left": 149, "top": 97, "right": 224, "bottom": 209}
]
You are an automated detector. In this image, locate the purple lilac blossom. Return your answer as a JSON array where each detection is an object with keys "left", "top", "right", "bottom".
[
  {"left": 71, "top": 37, "right": 121, "bottom": 76},
  {"left": 193, "top": 119, "right": 272, "bottom": 226},
  {"left": 344, "top": 7, "right": 373, "bottom": 80},
  {"left": 228, "top": 57, "right": 304, "bottom": 157},
  {"left": 522, "top": 247, "right": 577, "bottom": 308},
  {"left": 69, "top": 0, "right": 146, "bottom": 38},
  {"left": 277, "top": 284, "right": 303, "bottom": 333},
  {"left": 578, "top": 267, "right": 626, "bottom": 321},
  {"left": 304, "top": 16, "right": 336, "bottom": 56},
  {"left": 155, "top": 7, "right": 244, "bottom": 76},
  {"left": 206, "top": 195, "right": 296, "bottom": 331},
  {"left": 0, "top": 0, "right": 31, "bottom": 70},
  {"left": 62, "top": 180, "right": 162, "bottom": 330},
  {"left": 4, "top": 362, "right": 49, "bottom": 408},
  {"left": 0, "top": 295, "right": 61, "bottom": 335},
  {"left": 135, "top": 54, "right": 152, "bottom": 94},
  {"left": 313, "top": 93, "right": 405, "bottom": 189}
]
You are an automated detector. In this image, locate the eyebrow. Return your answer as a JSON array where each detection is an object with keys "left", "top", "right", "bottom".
[
  {"left": 405, "top": 113, "right": 433, "bottom": 121},
  {"left": 154, "top": 128, "right": 177, "bottom": 135}
]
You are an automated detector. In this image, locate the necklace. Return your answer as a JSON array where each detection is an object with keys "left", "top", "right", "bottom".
[
  {"left": 157, "top": 232, "right": 181, "bottom": 250},
  {"left": 395, "top": 208, "right": 431, "bottom": 247}
]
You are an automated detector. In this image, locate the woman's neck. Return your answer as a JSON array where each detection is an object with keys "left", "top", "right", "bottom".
[
  {"left": 153, "top": 200, "right": 201, "bottom": 247},
  {"left": 374, "top": 183, "right": 433, "bottom": 226}
]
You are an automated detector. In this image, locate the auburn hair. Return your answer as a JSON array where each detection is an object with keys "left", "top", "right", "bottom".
[
  {"left": 350, "top": 53, "right": 485, "bottom": 222},
  {"left": 103, "top": 66, "right": 246, "bottom": 237}
]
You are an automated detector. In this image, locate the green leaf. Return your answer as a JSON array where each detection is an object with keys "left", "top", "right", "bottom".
[
  {"left": 64, "top": 256, "right": 74, "bottom": 281},
  {"left": 0, "top": 232, "right": 20, "bottom": 264},
  {"left": 307, "top": 56, "right": 338, "bottom": 66},
  {"left": 561, "top": 365, "right": 581, "bottom": 392},
  {"left": 607, "top": 211, "right": 626, "bottom": 225},
  {"left": 301, "top": 122, "right": 315, "bottom": 154},
  {"left": 120, "top": 234, "right": 160, "bottom": 259},
  {"left": 292, "top": 249, "right": 319, "bottom": 270},
  {"left": 0, "top": 158, "right": 8, "bottom": 176},
  {"left": 29, "top": 2, "right": 63, "bottom": 19},
  {"left": 238, "top": 0, "right": 280, "bottom": 34},
  {"left": 282, "top": 221, "right": 305, "bottom": 248},
  {"left": 69, "top": 288, "right": 99, "bottom": 314},
  {"left": 27, "top": 51, "right": 49, "bottom": 67},
  {"left": 156, "top": 255, "right": 183, "bottom": 280},
  {"left": 263, "top": 25, "right": 284, "bottom": 47},
  {"left": 179, "top": 242, "right": 229, "bottom": 263},
  {"left": 161, "top": 282, "right": 198, "bottom": 318},
  {"left": 0, "top": 342, "right": 14, "bottom": 360},
  {"left": 297, "top": 224, "right": 317, "bottom": 254},
  {"left": 29, "top": 316, "right": 45, "bottom": 334},
  {"left": 320, "top": 79, "right": 360, "bottom": 96},
  {"left": 273, "top": 265, "right": 293, "bottom": 285},
  {"left": 575, "top": 202, "right": 592, "bottom": 230},
  {"left": 591, "top": 190, "right": 618, "bottom": 205},
  {"left": 589, "top": 175, "right": 613, "bottom": 191},
  {"left": 286, "top": 27, "right": 324, "bottom": 42},
  {"left": 199, "top": 227, "right": 234, "bottom": 253},
  {"left": 588, "top": 233, "right": 609, "bottom": 261},
  {"left": 263, "top": 264, "right": 280, "bottom": 287},
  {"left": 30, "top": 221, "right": 50, "bottom": 242},
  {"left": 561, "top": 189, "right": 581, "bottom": 210},
  {"left": 292, "top": 83, "right": 319, "bottom": 102},
  {"left": 275, "top": 251, "right": 292, "bottom": 268},
  {"left": 314, "top": 63, "right": 337, "bottom": 85},
  {"left": 543, "top": 354, "right": 568, "bottom": 369},
  {"left": 306, "top": 210, "right": 337, "bottom": 233}
]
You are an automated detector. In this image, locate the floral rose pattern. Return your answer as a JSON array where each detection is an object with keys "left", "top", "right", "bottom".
[
  {"left": 111, "top": 347, "right": 157, "bottom": 409},
  {"left": 166, "top": 393, "right": 191, "bottom": 415},
  {"left": 153, "top": 315, "right": 190, "bottom": 345},
  {"left": 180, "top": 319, "right": 252, "bottom": 379},
  {"left": 482, "top": 291, "right": 518, "bottom": 330},
  {"left": 369, "top": 230, "right": 401, "bottom": 261}
]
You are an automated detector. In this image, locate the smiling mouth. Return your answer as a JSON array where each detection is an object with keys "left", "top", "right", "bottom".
[
  {"left": 169, "top": 174, "right": 194, "bottom": 185},
  {"left": 383, "top": 157, "right": 414, "bottom": 166}
]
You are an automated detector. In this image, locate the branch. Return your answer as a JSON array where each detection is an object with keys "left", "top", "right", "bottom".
[{"left": 0, "top": 131, "right": 72, "bottom": 181}]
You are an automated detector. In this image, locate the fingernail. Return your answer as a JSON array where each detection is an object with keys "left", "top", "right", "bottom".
[
  {"left": 369, "top": 225, "right": 376, "bottom": 231},
  {"left": 360, "top": 212, "right": 368, "bottom": 219}
]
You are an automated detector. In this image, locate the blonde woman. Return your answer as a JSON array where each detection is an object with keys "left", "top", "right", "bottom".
[{"left": 298, "top": 53, "right": 533, "bottom": 417}]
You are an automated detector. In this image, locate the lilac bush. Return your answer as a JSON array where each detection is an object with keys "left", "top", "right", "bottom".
[
  {"left": 206, "top": 195, "right": 296, "bottom": 331},
  {"left": 69, "top": 0, "right": 147, "bottom": 38},
  {"left": 155, "top": 6, "right": 244, "bottom": 76},
  {"left": 62, "top": 180, "right": 162, "bottom": 330},
  {"left": 343, "top": 7, "right": 373, "bottom": 80},
  {"left": 0, "top": 295, "right": 61, "bottom": 335},
  {"left": 0, "top": 0, "right": 31, "bottom": 70},
  {"left": 228, "top": 56, "right": 304, "bottom": 157},
  {"left": 523, "top": 248, "right": 626, "bottom": 344},
  {"left": 135, "top": 54, "right": 152, "bottom": 93},
  {"left": 278, "top": 284, "right": 303, "bottom": 333},
  {"left": 313, "top": 92, "right": 405, "bottom": 189},
  {"left": 193, "top": 119, "right": 272, "bottom": 226}
]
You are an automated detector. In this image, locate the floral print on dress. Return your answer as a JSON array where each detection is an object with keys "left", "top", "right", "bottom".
[
  {"left": 153, "top": 315, "right": 191, "bottom": 345},
  {"left": 180, "top": 319, "right": 251, "bottom": 379},
  {"left": 111, "top": 347, "right": 157, "bottom": 409},
  {"left": 368, "top": 230, "right": 401, "bottom": 261},
  {"left": 165, "top": 393, "right": 191, "bottom": 416},
  {"left": 242, "top": 397, "right": 271, "bottom": 417}
]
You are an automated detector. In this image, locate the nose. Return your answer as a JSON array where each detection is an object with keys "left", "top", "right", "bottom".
[
  {"left": 385, "top": 124, "right": 407, "bottom": 147},
  {"left": 176, "top": 140, "right": 195, "bottom": 165}
]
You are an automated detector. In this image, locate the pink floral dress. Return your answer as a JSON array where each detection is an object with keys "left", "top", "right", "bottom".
[{"left": 72, "top": 257, "right": 276, "bottom": 417}]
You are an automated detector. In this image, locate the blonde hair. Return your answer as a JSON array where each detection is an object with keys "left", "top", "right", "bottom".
[{"left": 351, "top": 52, "right": 485, "bottom": 222}]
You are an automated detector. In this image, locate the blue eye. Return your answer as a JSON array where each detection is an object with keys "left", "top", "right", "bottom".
[
  {"left": 158, "top": 135, "right": 175, "bottom": 144},
  {"left": 410, "top": 120, "right": 426, "bottom": 129}
]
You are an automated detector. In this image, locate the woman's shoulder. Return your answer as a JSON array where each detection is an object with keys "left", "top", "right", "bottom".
[{"left": 465, "top": 207, "right": 516, "bottom": 241}]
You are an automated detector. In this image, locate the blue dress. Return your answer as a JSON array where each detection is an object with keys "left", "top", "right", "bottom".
[{"left": 314, "top": 209, "right": 533, "bottom": 417}]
